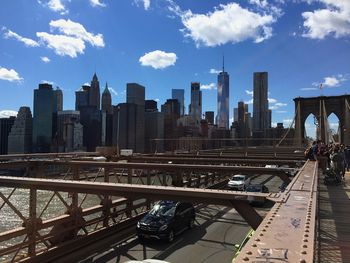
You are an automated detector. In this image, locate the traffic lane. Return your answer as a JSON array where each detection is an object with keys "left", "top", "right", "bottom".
[{"left": 84, "top": 205, "right": 250, "bottom": 263}]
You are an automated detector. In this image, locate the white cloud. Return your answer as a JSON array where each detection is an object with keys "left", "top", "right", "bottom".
[
  {"left": 108, "top": 87, "right": 118, "bottom": 96},
  {"left": 3, "top": 29, "right": 39, "bottom": 47},
  {"left": 275, "top": 102, "right": 287, "bottom": 107},
  {"left": 276, "top": 110, "right": 287, "bottom": 113},
  {"left": 89, "top": 0, "right": 106, "bottom": 7},
  {"left": 269, "top": 97, "right": 287, "bottom": 110},
  {"left": 310, "top": 74, "right": 348, "bottom": 88},
  {"left": 134, "top": 0, "right": 150, "bottom": 10},
  {"left": 37, "top": 32, "right": 85, "bottom": 58},
  {"left": 245, "top": 99, "right": 254, "bottom": 104},
  {"left": 49, "top": 19, "right": 104, "bottom": 47},
  {"left": 0, "top": 66, "right": 23, "bottom": 82},
  {"left": 139, "top": 50, "right": 177, "bottom": 69},
  {"left": 169, "top": 2, "right": 277, "bottom": 47},
  {"left": 47, "top": 0, "right": 68, "bottom": 14},
  {"left": 155, "top": 98, "right": 160, "bottom": 102},
  {"left": 40, "top": 56, "right": 50, "bottom": 63},
  {"left": 0, "top": 110, "right": 18, "bottom": 118},
  {"left": 143, "top": 0, "right": 150, "bottom": 10},
  {"left": 200, "top": 83, "right": 216, "bottom": 90},
  {"left": 209, "top": 68, "right": 220, "bottom": 74},
  {"left": 36, "top": 19, "right": 104, "bottom": 58},
  {"left": 323, "top": 76, "right": 340, "bottom": 87},
  {"left": 245, "top": 90, "right": 254, "bottom": 96},
  {"left": 249, "top": 0, "right": 268, "bottom": 8},
  {"left": 268, "top": 97, "right": 277, "bottom": 103},
  {"left": 41, "top": 80, "right": 54, "bottom": 85},
  {"left": 283, "top": 118, "right": 293, "bottom": 127},
  {"left": 300, "top": 87, "right": 318, "bottom": 91},
  {"left": 302, "top": 1, "right": 350, "bottom": 39}
]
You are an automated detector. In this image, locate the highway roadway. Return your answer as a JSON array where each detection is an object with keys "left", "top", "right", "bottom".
[{"left": 79, "top": 174, "right": 283, "bottom": 263}]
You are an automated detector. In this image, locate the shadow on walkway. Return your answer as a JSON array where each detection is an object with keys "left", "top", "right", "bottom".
[{"left": 317, "top": 171, "right": 350, "bottom": 262}]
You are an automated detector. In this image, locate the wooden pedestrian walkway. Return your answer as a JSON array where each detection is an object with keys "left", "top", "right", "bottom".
[{"left": 317, "top": 171, "right": 350, "bottom": 262}]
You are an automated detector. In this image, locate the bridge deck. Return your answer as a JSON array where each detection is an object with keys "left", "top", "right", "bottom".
[{"left": 317, "top": 171, "right": 350, "bottom": 263}]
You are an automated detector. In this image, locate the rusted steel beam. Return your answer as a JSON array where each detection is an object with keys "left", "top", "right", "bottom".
[
  {"left": 116, "top": 156, "right": 302, "bottom": 166},
  {"left": 0, "top": 176, "right": 281, "bottom": 204},
  {"left": 234, "top": 160, "right": 318, "bottom": 263},
  {"left": 0, "top": 152, "right": 98, "bottom": 161},
  {"left": 231, "top": 201, "right": 263, "bottom": 230},
  {"left": 153, "top": 153, "right": 305, "bottom": 160},
  {"left": 0, "top": 160, "right": 295, "bottom": 175}
]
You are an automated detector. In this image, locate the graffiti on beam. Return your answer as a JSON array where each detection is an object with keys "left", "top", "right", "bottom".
[{"left": 290, "top": 217, "right": 301, "bottom": 229}]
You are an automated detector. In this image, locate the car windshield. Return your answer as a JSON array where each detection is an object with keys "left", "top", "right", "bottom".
[
  {"left": 149, "top": 203, "right": 176, "bottom": 217},
  {"left": 246, "top": 185, "right": 262, "bottom": 192},
  {"left": 231, "top": 176, "right": 245, "bottom": 181}
]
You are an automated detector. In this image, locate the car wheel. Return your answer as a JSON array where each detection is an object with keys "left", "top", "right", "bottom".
[
  {"left": 188, "top": 218, "right": 195, "bottom": 229},
  {"left": 168, "top": 230, "right": 174, "bottom": 243}
]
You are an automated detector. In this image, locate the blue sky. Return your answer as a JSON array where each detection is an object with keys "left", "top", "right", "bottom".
[{"left": 0, "top": 0, "right": 349, "bottom": 137}]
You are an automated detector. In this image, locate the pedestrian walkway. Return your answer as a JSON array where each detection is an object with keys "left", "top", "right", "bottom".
[{"left": 317, "top": 171, "right": 350, "bottom": 262}]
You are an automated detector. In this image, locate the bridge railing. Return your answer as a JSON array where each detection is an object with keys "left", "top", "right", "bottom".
[{"left": 0, "top": 161, "right": 245, "bottom": 262}]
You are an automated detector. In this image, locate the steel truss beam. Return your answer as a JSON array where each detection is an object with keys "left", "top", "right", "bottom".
[
  {"left": 234, "top": 160, "right": 318, "bottom": 262},
  {"left": 0, "top": 160, "right": 293, "bottom": 183},
  {"left": 116, "top": 156, "right": 302, "bottom": 166},
  {"left": 0, "top": 176, "right": 282, "bottom": 230}
]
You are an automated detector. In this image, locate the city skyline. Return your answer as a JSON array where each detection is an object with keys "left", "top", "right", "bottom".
[{"left": 1, "top": 1, "right": 349, "bottom": 137}]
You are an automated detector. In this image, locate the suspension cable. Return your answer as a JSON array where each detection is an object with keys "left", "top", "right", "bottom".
[{"left": 276, "top": 102, "right": 298, "bottom": 147}]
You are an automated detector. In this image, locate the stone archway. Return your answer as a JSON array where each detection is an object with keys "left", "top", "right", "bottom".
[{"left": 294, "top": 95, "right": 350, "bottom": 146}]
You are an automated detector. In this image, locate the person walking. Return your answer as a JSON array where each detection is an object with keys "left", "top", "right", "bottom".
[
  {"left": 345, "top": 145, "right": 350, "bottom": 172},
  {"left": 331, "top": 146, "right": 344, "bottom": 183}
]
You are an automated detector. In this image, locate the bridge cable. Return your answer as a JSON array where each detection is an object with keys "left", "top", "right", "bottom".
[
  {"left": 276, "top": 102, "right": 298, "bottom": 147},
  {"left": 322, "top": 100, "right": 337, "bottom": 144}
]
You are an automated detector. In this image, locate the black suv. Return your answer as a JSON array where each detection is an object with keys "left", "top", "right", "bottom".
[{"left": 136, "top": 201, "right": 195, "bottom": 242}]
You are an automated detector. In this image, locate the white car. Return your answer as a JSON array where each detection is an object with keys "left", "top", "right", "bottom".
[{"left": 227, "top": 174, "right": 251, "bottom": 190}]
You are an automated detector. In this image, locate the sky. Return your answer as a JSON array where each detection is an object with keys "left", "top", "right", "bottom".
[{"left": 0, "top": 0, "right": 349, "bottom": 137}]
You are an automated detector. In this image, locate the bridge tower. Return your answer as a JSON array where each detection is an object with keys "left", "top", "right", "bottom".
[{"left": 294, "top": 95, "right": 350, "bottom": 146}]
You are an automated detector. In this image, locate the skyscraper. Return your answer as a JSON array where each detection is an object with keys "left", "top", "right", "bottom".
[
  {"left": 189, "top": 82, "right": 202, "bottom": 126},
  {"left": 75, "top": 85, "right": 90, "bottom": 110},
  {"left": 237, "top": 101, "right": 249, "bottom": 138},
  {"left": 8, "top": 107, "right": 33, "bottom": 154},
  {"left": 89, "top": 73, "right": 100, "bottom": 110},
  {"left": 55, "top": 87, "right": 63, "bottom": 112},
  {"left": 57, "top": 110, "right": 81, "bottom": 151},
  {"left": 253, "top": 72, "right": 269, "bottom": 132},
  {"left": 32, "top": 83, "right": 59, "bottom": 152},
  {"left": 101, "top": 83, "right": 112, "bottom": 114},
  {"left": 172, "top": 89, "right": 185, "bottom": 116},
  {"left": 145, "top": 101, "right": 164, "bottom": 153},
  {"left": 114, "top": 83, "right": 146, "bottom": 153},
  {"left": 216, "top": 58, "right": 230, "bottom": 129},
  {"left": 0, "top": 116, "right": 15, "bottom": 154},
  {"left": 205, "top": 111, "right": 214, "bottom": 125},
  {"left": 161, "top": 99, "right": 180, "bottom": 151}
]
